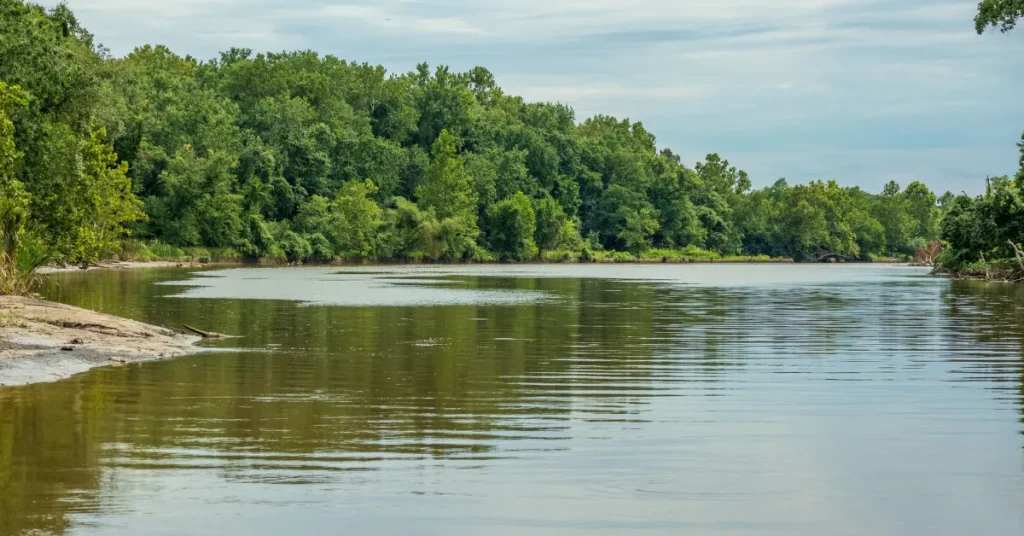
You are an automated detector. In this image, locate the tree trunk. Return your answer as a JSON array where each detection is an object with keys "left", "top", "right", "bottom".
[{"left": 1008, "top": 240, "right": 1024, "bottom": 272}]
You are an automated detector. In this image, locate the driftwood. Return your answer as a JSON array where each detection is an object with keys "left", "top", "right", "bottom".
[
  {"left": 181, "top": 324, "right": 227, "bottom": 339},
  {"left": 1008, "top": 240, "right": 1024, "bottom": 272}
]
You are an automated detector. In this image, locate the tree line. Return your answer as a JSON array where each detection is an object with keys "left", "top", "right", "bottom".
[{"left": 1, "top": 0, "right": 1018, "bottom": 279}]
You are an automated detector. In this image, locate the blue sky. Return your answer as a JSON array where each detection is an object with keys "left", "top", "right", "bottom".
[{"left": 45, "top": 0, "right": 1024, "bottom": 194}]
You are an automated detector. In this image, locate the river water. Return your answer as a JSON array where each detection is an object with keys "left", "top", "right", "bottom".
[{"left": 1, "top": 265, "right": 1022, "bottom": 535}]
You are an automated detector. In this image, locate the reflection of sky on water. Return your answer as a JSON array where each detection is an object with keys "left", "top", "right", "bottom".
[
  {"left": 159, "top": 267, "right": 550, "bottom": 306},
  {"left": 160, "top": 264, "right": 933, "bottom": 307}
]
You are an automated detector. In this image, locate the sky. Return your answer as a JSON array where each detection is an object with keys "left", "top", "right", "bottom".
[{"left": 41, "top": 0, "right": 1024, "bottom": 194}]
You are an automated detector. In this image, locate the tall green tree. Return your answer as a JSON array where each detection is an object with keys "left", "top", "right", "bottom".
[
  {"left": 331, "top": 179, "right": 384, "bottom": 258},
  {"left": 61, "top": 128, "right": 146, "bottom": 263},
  {"left": 0, "top": 82, "right": 27, "bottom": 262},
  {"left": 416, "top": 130, "right": 479, "bottom": 258},
  {"left": 145, "top": 146, "right": 242, "bottom": 248},
  {"left": 487, "top": 191, "right": 537, "bottom": 260}
]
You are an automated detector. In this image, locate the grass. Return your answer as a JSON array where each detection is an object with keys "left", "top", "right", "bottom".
[
  {"left": 0, "top": 310, "right": 27, "bottom": 328},
  {"left": 117, "top": 239, "right": 241, "bottom": 264},
  {"left": 0, "top": 233, "right": 53, "bottom": 296}
]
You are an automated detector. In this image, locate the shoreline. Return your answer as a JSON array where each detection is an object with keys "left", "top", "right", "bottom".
[
  {"left": 0, "top": 295, "right": 200, "bottom": 387},
  {"left": 36, "top": 260, "right": 197, "bottom": 274}
]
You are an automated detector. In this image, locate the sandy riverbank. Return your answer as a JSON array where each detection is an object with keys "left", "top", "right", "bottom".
[
  {"left": 0, "top": 296, "right": 200, "bottom": 386},
  {"left": 36, "top": 260, "right": 194, "bottom": 274}
]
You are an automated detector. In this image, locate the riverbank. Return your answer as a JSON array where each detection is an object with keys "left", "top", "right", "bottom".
[
  {"left": 0, "top": 296, "right": 200, "bottom": 386},
  {"left": 931, "top": 259, "right": 1024, "bottom": 283},
  {"left": 37, "top": 260, "right": 195, "bottom": 274}
]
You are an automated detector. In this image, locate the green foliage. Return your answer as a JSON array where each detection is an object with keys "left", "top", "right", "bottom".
[
  {"left": 487, "top": 191, "right": 537, "bottom": 260},
  {"left": 0, "top": 82, "right": 28, "bottom": 276},
  {"left": 639, "top": 246, "right": 722, "bottom": 262},
  {"left": 0, "top": 0, "right": 144, "bottom": 271},
  {"left": 117, "top": 239, "right": 183, "bottom": 262},
  {"left": 975, "top": 0, "right": 1024, "bottom": 33},
  {"left": 417, "top": 130, "right": 478, "bottom": 222},
  {"left": 331, "top": 179, "right": 383, "bottom": 258},
  {"left": 145, "top": 146, "right": 242, "bottom": 248},
  {"left": 534, "top": 196, "right": 582, "bottom": 253},
  {"left": 939, "top": 176, "right": 1024, "bottom": 272},
  {"left": 0, "top": 231, "right": 52, "bottom": 295},
  {"left": 58, "top": 127, "right": 146, "bottom": 264},
  {"left": 272, "top": 226, "right": 313, "bottom": 263},
  {"left": 0, "top": 0, "right": 968, "bottom": 270}
]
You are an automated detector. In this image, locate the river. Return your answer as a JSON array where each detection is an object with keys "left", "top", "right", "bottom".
[{"left": 1, "top": 264, "right": 1022, "bottom": 535}]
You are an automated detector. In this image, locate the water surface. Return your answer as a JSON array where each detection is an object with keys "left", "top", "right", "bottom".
[{"left": 1, "top": 264, "right": 1022, "bottom": 535}]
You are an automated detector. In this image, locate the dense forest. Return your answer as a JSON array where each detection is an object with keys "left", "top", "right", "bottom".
[{"left": 0, "top": 0, "right": 1021, "bottom": 284}]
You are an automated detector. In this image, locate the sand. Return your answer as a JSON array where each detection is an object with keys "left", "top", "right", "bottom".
[{"left": 0, "top": 295, "right": 200, "bottom": 386}]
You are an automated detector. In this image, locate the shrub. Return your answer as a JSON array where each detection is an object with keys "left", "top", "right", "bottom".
[
  {"left": 541, "top": 249, "right": 576, "bottom": 262},
  {"left": 147, "top": 241, "right": 186, "bottom": 261},
  {"left": 0, "top": 231, "right": 52, "bottom": 295},
  {"left": 306, "top": 233, "right": 334, "bottom": 263}
]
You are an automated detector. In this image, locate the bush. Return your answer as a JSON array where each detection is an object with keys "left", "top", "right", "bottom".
[
  {"left": 473, "top": 248, "right": 498, "bottom": 263},
  {"left": 185, "top": 247, "right": 211, "bottom": 263},
  {"left": 306, "top": 233, "right": 334, "bottom": 263},
  {"left": 0, "top": 231, "right": 52, "bottom": 295},
  {"left": 275, "top": 231, "right": 312, "bottom": 263},
  {"left": 147, "top": 241, "right": 186, "bottom": 261},
  {"left": 541, "top": 249, "right": 576, "bottom": 262},
  {"left": 210, "top": 248, "right": 242, "bottom": 263},
  {"left": 116, "top": 239, "right": 154, "bottom": 261},
  {"left": 607, "top": 251, "right": 637, "bottom": 263}
]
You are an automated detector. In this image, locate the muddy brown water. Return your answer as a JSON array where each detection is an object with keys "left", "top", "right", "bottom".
[{"left": 1, "top": 265, "right": 1022, "bottom": 535}]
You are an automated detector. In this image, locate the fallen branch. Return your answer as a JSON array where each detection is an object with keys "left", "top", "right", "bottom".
[
  {"left": 1007, "top": 240, "right": 1024, "bottom": 272},
  {"left": 182, "top": 324, "right": 226, "bottom": 339}
]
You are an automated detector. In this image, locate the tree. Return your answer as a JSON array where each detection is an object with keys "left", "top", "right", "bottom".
[
  {"left": 416, "top": 129, "right": 479, "bottom": 258},
  {"left": 618, "top": 205, "right": 660, "bottom": 254},
  {"left": 902, "top": 181, "right": 939, "bottom": 243},
  {"left": 62, "top": 128, "right": 146, "bottom": 264},
  {"left": 873, "top": 181, "right": 913, "bottom": 255},
  {"left": 0, "top": 83, "right": 27, "bottom": 263},
  {"left": 939, "top": 176, "right": 1024, "bottom": 271},
  {"left": 331, "top": 179, "right": 383, "bottom": 258},
  {"left": 975, "top": 0, "right": 1024, "bottom": 33},
  {"left": 650, "top": 158, "right": 705, "bottom": 249},
  {"left": 145, "top": 146, "right": 243, "bottom": 247},
  {"left": 417, "top": 130, "right": 478, "bottom": 221},
  {"left": 533, "top": 196, "right": 581, "bottom": 253},
  {"left": 487, "top": 191, "right": 537, "bottom": 260},
  {"left": 0, "top": 0, "right": 984, "bottom": 267}
]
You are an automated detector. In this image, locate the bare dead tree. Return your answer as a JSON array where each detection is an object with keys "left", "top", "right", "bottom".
[{"left": 1007, "top": 240, "right": 1024, "bottom": 272}]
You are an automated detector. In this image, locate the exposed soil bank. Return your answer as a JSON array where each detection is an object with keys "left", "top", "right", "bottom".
[
  {"left": 0, "top": 296, "right": 199, "bottom": 386},
  {"left": 37, "top": 260, "right": 194, "bottom": 274}
]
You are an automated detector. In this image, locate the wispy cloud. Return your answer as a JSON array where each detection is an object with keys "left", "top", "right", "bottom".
[{"left": 282, "top": 3, "right": 486, "bottom": 35}]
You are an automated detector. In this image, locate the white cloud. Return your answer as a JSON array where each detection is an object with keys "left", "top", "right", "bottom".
[
  {"left": 285, "top": 3, "right": 486, "bottom": 35},
  {"left": 515, "top": 82, "right": 711, "bottom": 103}
]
